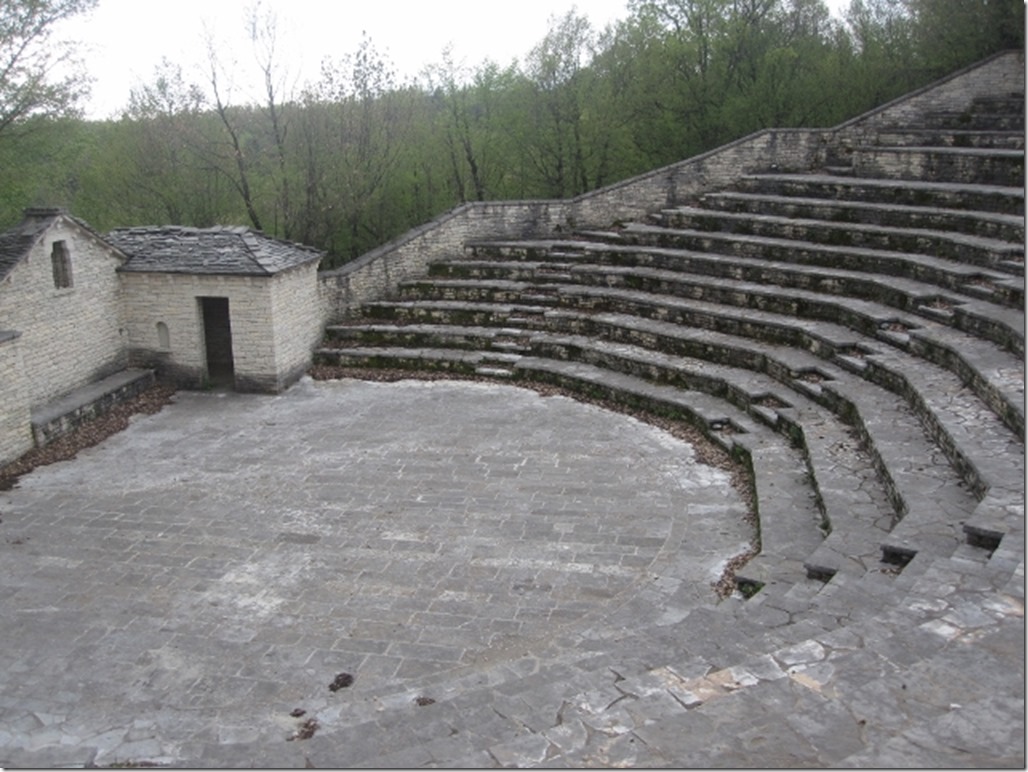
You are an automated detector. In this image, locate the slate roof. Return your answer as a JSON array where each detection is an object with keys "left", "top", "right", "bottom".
[
  {"left": 108, "top": 226, "right": 324, "bottom": 276},
  {"left": 0, "top": 208, "right": 112, "bottom": 282}
]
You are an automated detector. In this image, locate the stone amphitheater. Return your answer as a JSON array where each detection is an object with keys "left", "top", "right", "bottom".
[{"left": 0, "top": 53, "right": 1024, "bottom": 767}]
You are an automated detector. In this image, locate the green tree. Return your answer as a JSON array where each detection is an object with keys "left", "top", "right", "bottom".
[
  {"left": 113, "top": 59, "right": 217, "bottom": 225},
  {"left": 423, "top": 48, "right": 491, "bottom": 203},
  {"left": 907, "top": 0, "right": 1024, "bottom": 75},
  {"left": 0, "top": 0, "right": 97, "bottom": 137},
  {"left": 297, "top": 34, "right": 415, "bottom": 264},
  {"left": 519, "top": 9, "right": 602, "bottom": 197}
]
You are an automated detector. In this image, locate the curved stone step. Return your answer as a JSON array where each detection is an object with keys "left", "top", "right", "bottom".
[
  {"left": 616, "top": 220, "right": 1024, "bottom": 280},
  {"left": 413, "top": 265, "right": 1024, "bottom": 364},
  {"left": 362, "top": 298, "right": 552, "bottom": 327},
  {"left": 691, "top": 191, "right": 1025, "bottom": 242},
  {"left": 734, "top": 173, "right": 1024, "bottom": 216},
  {"left": 872, "top": 128, "right": 1025, "bottom": 150},
  {"left": 450, "top": 240, "right": 1025, "bottom": 312},
  {"left": 361, "top": 275, "right": 1025, "bottom": 441},
  {"left": 653, "top": 206, "right": 1023, "bottom": 274},
  {"left": 324, "top": 322, "right": 532, "bottom": 353},
  {"left": 850, "top": 144, "right": 1024, "bottom": 186}
]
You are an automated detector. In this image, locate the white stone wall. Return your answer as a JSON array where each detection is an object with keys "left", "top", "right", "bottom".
[
  {"left": 0, "top": 221, "right": 127, "bottom": 408},
  {"left": 120, "top": 272, "right": 297, "bottom": 391},
  {"left": 270, "top": 262, "right": 324, "bottom": 389},
  {"left": 0, "top": 332, "right": 33, "bottom": 466}
]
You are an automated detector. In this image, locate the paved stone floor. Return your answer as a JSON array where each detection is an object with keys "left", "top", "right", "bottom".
[{"left": 0, "top": 377, "right": 757, "bottom": 768}]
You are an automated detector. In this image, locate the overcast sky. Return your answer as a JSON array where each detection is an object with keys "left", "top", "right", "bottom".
[
  {"left": 57, "top": 0, "right": 632, "bottom": 119},
  {"left": 59, "top": 0, "right": 850, "bottom": 120}
]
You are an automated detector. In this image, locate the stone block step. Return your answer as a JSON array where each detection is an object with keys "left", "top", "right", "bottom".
[
  {"left": 688, "top": 192, "right": 1024, "bottom": 242},
  {"left": 465, "top": 239, "right": 597, "bottom": 263},
  {"left": 615, "top": 220, "right": 1024, "bottom": 281},
  {"left": 460, "top": 256, "right": 1025, "bottom": 359},
  {"left": 362, "top": 299, "right": 551, "bottom": 328},
  {"left": 850, "top": 144, "right": 1024, "bottom": 186},
  {"left": 30, "top": 368, "right": 156, "bottom": 447},
  {"left": 872, "top": 129, "right": 1024, "bottom": 150},
  {"left": 324, "top": 321, "right": 530, "bottom": 353},
  {"left": 961, "top": 489, "right": 1024, "bottom": 559},
  {"left": 398, "top": 278, "right": 558, "bottom": 305},
  {"left": 734, "top": 173, "right": 1024, "bottom": 216},
  {"left": 379, "top": 273, "right": 1024, "bottom": 437},
  {"left": 925, "top": 105, "right": 1025, "bottom": 132},
  {"left": 315, "top": 345, "right": 493, "bottom": 376},
  {"left": 653, "top": 206, "right": 1023, "bottom": 273}
]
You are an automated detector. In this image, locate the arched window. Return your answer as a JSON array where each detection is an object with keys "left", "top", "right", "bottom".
[{"left": 156, "top": 321, "right": 171, "bottom": 350}]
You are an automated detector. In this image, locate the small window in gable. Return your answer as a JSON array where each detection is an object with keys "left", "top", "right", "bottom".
[{"left": 51, "top": 240, "right": 73, "bottom": 289}]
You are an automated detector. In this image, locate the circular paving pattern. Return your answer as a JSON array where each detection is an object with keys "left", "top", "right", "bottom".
[{"left": 0, "top": 378, "right": 751, "bottom": 766}]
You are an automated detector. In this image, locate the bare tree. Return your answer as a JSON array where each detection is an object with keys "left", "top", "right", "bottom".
[
  {"left": 205, "top": 28, "right": 264, "bottom": 232},
  {"left": 121, "top": 59, "right": 217, "bottom": 225},
  {"left": 247, "top": 1, "right": 298, "bottom": 238}
]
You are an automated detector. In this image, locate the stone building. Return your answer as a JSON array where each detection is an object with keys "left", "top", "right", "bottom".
[
  {"left": 0, "top": 208, "right": 129, "bottom": 465},
  {"left": 0, "top": 211, "right": 325, "bottom": 467},
  {"left": 107, "top": 225, "right": 325, "bottom": 393}
]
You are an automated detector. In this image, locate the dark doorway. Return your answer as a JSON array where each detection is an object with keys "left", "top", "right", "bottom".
[{"left": 200, "top": 297, "right": 235, "bottom": 387}]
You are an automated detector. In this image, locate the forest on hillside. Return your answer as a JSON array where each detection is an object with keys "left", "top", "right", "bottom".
[{"left": 0, "top": 0, "right": 1022, "bottom": 268}]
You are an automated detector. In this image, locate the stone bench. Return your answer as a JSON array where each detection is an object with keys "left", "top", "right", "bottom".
[
  {"left": 871, "top": 128, "right": 1025, "bottom": 150},
  {"left": 30, "top": 368, "right": 155, "bottom": 447},
  {"left": 456, "top": 239, "right": 1023, "bottom": 309}
]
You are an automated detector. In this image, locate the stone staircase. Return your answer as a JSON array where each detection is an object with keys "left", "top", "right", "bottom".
[
  {"left": 317, "top": 87, "right": 1023, "bottom": 569},
  {"left": 304, "top": 81, "right": 1025, "bottom": 766}
]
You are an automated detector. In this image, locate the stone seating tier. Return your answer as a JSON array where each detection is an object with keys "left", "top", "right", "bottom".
[{"left": 314, "top": 73, "right": 1024, "bottom": 613}]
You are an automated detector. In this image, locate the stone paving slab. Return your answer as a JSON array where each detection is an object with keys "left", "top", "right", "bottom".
[{"left": 0, "top": 377, "right": 752, "bottom": 768}]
